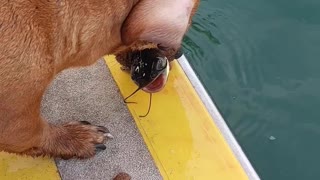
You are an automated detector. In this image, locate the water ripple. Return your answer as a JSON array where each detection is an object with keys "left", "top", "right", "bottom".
[{"left": 183, "top": 0, "right": 320, "bottom": 179}]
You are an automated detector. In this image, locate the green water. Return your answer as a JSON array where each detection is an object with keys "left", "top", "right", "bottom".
[{"left": 183, "top": 0, "right": 320, "bottom": 179}]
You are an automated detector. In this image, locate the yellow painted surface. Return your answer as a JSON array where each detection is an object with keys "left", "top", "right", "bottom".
[
  {"left": 0, "top": 152, "right": 60, "bottom": 180},
  {"left": 104, "top": 55, "right": 248, "bottom": 180}
]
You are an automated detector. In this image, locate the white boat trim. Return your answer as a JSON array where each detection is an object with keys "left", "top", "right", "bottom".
[{"left": 178, "top": 55, "right": 260, "bottom": 180}]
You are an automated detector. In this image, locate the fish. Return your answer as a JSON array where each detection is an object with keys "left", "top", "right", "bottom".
[
  {"left": 123, "top": 48, "right": 170, "bottom": 117},
  {"left": 131, "top": 48, "right": 170, "bottom": 93}
]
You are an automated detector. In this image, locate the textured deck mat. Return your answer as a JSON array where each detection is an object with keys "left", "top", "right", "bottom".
[{"left": 41, "top": 60, "right": 161, "bottom": 180}]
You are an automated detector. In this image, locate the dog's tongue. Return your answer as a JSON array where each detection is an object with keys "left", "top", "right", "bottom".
[{"left": 142, "top": 74, "right": 166, "bottom": 93}]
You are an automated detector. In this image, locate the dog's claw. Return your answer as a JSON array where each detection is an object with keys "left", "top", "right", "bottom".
[
  {"left": 104, "top": 132, "right": 114, "bottom": 139},
  {"left": 97, "top": 126, "right": 114, "bottom": 139},
  {"left": 113, "top": 172, "right": 131, "bottom": 180},
  {"left": 80, "top": 121, "right": 91, "bottom": 125},
  {"left": 97, "top": 126, "right": 109, "bottom": 133},
  {"left": 95, "top": 144, "right": 107, "bottom": 151}
]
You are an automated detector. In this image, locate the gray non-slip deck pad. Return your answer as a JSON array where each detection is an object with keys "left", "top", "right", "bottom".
[{"left": 41, "top": 60, "right": 161, "bottom": 180}]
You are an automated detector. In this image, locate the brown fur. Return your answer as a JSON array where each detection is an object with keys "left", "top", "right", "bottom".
[{"left": 0, "top": 0, "right": 199, "bottom": 159}]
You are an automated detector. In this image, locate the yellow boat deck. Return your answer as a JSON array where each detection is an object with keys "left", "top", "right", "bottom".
[
  {"left": 105, "top": 56, "right": 248, "bottom": 179},
  {"left": 0, "top": 56, "right": 257, "bottom": 179}
]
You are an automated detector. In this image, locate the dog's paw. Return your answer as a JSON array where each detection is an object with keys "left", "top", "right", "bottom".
[
  {"left": 54, "top": 121, "right": 113, "bottom": 159},
  {"left": 22, "top": 121, "right": 113, "bottom": 159},
  {"left": 21, "top": 121, "right": 113, "bottom": 159}
]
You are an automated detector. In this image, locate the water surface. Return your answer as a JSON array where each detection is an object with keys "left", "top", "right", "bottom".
[{"left": 183, "top": 0, "right": 320, "bottom": 179}]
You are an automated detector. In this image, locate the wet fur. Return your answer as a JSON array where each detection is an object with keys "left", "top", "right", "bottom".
[{"left": 0, "top": 0, "right": 199, "bottom": 158}]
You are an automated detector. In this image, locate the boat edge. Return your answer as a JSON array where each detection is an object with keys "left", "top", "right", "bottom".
[{"left": 177, "top": 55, "right": 260, "bottom": 180}]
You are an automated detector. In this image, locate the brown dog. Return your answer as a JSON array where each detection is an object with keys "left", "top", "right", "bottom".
[{"left": 0, "top": 0, "right": 199, "bottom": 159}]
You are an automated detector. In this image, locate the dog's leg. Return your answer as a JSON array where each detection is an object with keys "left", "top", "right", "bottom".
[
  {"left": 1, "top": 100, "right": 111, "bottom": 159},
  {"left": 23, "top": 120, "right": 112, "bottom": 159}
]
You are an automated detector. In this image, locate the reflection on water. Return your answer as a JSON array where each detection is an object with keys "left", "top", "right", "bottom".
[{"left": 183, "top": 0, "right": 320, "bottom": 179}]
